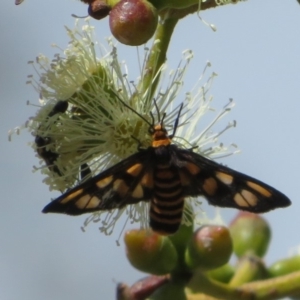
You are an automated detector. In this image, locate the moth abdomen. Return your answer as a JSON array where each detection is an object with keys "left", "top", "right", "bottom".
[
  {"left": 149, "top": 196, "right": 184, "bottom": 235},
  {"left": 150, "top": 165, "right": 184, "bottom": 235}
]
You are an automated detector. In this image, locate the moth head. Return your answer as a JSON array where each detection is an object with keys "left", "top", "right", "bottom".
[{"left": 151, "top": 124, "right": 171, "bottom": 147}]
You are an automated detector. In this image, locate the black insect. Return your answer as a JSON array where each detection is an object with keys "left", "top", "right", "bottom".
[{"left": 35, "top": 100, "right": 68, "bottom": 176}]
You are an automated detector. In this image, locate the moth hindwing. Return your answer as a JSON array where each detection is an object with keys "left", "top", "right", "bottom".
[{"left": 42, "top": 110, "right": 291, "bottom": 235}]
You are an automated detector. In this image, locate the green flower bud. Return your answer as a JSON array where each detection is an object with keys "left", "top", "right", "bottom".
[
  {"left": 229, "top": 212, "right": 271, "bottom": 258},
  {"left": 268, "top": 255, "right": 300, "bottom": 277},
  {"left": 185, "top": 225, "right": 233, "bottom": 270},
  {"left": 109, "top": 0, "right": 158, "bottom": 46},
  {"left": 124, "top": 229, "right": 178, "bottom": 275},
  {"left": 268, "top": 256, "right": 300, "bottom": 300}
]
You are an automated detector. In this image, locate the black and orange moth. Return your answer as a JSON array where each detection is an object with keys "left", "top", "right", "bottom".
[{"left": 42, "top": 103, "right": 291, "bottom": 235}]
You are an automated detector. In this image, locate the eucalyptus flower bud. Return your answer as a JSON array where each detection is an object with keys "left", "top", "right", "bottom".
[
  {"left": 185, "top": 225, "right": 233, "bottom": 270},
  {"left": 124, "top": 229, "right": 178, "bottom": 275},
  {"left": 229, "top": 212, "right": 271, "bottom": 258},
  {"left": 109, "top": 0, "right": 158, "bottom": 46},
  {"left": 268, "top": 255, "right": 300, "bottom": 277}
]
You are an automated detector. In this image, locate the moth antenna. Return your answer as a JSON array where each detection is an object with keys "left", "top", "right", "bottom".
[
  {"left": 160, "top": 112, "right": 167, "bottom": 127},
  {"left": 111, "top": 92, "right": 152, "bottom": 127},
  {"left": 149, "top": 112, "right": 155, "bottom": 128},
  {"left": 170, "top": 103, "right": 184, "bottom": 138},
  {"left": 153, "top": 98, "right": 161, "bottom": 123}
]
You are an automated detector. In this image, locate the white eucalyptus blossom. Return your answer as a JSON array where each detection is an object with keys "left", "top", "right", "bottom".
[{"left": 16, "top": 20, "right": 238, "bottom": 236}]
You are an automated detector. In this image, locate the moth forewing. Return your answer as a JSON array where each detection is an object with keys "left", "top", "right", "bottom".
[
  {"left": 42, "top": 150, "right": 153, "bottom": 214},
  {"left": 177, "top": 149, "right": 291, "bottom": 213}
]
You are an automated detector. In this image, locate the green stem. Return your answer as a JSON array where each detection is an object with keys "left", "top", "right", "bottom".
[
  {"left": 229, "top": 255, "right": 267, "bottom": 287},
  {"left": 108, "top": 0, "right": 246, "bottom": 12},
  {"left": 187, "top": 272, "right": 254, "bottom": 300},
  {"left": 240, "top": 270, "right": 300, "bottom": 300},
  {"left": 132, "top": 0, "right": 247, "bottom": 106},
  {"left": 187, "top": 270, "right": 300, "bottom": 300},
  {"left": 135, "top": 16, "right": 178, "bottom": 106}
]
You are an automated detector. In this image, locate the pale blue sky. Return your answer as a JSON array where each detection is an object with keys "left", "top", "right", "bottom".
[{"left": 1, "top": 1, "right": 300, "bottom": 299}]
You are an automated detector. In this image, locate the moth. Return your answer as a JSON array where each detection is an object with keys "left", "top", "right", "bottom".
[
  {"left": 42, "top": 103, "right": 291, "bottom": 235},
  {"left": 15, "top": 0, "right": 24, "bottom": 5}
]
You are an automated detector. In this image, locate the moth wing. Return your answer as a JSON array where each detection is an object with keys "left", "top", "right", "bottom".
[
  {"left": 173, "top": 148, "right": 291, "bottom": 213},
  {"left": 42, "top": 150, "right": 154, "bottom": 215}
]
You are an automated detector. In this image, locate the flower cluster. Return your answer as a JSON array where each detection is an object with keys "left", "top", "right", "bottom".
[{"left": 15, "top": 20, "right": 237, "bottom": 235}]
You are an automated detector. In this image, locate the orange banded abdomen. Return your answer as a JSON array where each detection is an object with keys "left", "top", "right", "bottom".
[{"left": 149, "top": 164, "right": 184, "bottom": 235}]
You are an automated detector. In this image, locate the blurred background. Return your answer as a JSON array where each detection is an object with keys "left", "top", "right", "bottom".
[{"left": 1, "top": 0, "right": 299, "bottom": 299}]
